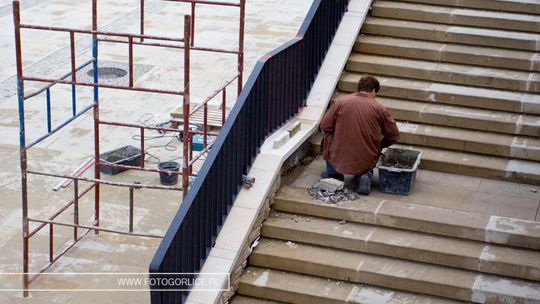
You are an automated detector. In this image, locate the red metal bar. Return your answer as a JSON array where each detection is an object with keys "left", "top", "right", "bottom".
[
  {"left": 128, "top": 36, "right": 134, "bottom": 88},
  {"left": 140, "top": 0, "right": 144, "bottom": 42},
  {"left": 99, "top": 120, "right": 181, "bottom": 133},
  {"left": 164, "top": 0, "right": 240, "bottom": 7},
  {"left": 27, "top": 218, "right": 163, "bottom": 239},
  {"left": 190, "top": 74, "right": 238, "bottom": 114},
  {"left": 49, "top": 224, "right": 53, "bottom": 262},
  {"left": 27, "top": 170, "right": 183, "bottom": 190},
  {"left": 70, "top": 31, "right": 76, "bottom": 83},
  {"left": 237, "top": 0, "right": 245, "bottom": 94},
  {"left": 98, "top": 162, "right": 186, "bottom": 176},
  {"left": 28, "top": 183, "right": 95, "bottom": 238},
  {"left": 99, "top": 119, "right": 219, "bottom": 136},
  {"left": 23, "top": 76, "right": 185, "bottom": 96},
  {"left": 188, "top": 142, "right": 213, "bottom": 166},
  {"left": 182, "top": 15, "right": 191, "bottom": 199},
  {"left": 129, "top": 187, "right": 134, "bottom": 233},
  {"left": 60, "top": 158, "right": 95, "bottom": 188},
  {"left": 73, "top": 180, "right": 79, "bottom": 241},
  {"left": 140, "top": 127, "right": 145, "bottom": 168},
  {"left": 191, "top": 3, "right": 196, "bottom": 47},
  {"left": 190, "top": 134, "right": 194, "bottom": 176},
  {"left": 19, "top": 24, "right": 186, "bottom": 43},
  {"left": 96, "top": 38, "right": 238, "bottom": 54},
  {"left": 13, "top": 1, "right": 29, "bottom": 297},
  {"left": 28, "top": 228, "right": 92, "bottom": 284}
]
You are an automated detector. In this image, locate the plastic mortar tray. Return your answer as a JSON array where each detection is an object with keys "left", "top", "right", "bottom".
[{"left": 376, "top": 147, "right": 422, "bottom": 195}]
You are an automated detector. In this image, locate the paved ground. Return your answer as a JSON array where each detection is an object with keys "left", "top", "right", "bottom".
[
  {"left": 1, "top": 1, "right": 539, "bottom": 303},
  {"left": 0, "top": 0, "right": 312, "bottom": 303}
]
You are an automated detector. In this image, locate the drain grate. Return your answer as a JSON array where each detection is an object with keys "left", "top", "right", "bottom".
[{"left": 87, "top": 67, "right": 127, "bottom": 79}]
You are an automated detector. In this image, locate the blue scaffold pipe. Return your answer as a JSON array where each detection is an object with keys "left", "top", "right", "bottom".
[
  {"left": 26, "top": 102, "right": 96, "bottom": 149},
  {"left": 46, "top": 88, "right": 51, "bottom": 133},
  {"left": 24, "top": 59, "right": 94, "bottom": 100},
  {"left": 71, "top": 84, "right": 77, "bottom": 117},
  {"left": 92, "top": 40, "right": 98, "bottom": 102}
]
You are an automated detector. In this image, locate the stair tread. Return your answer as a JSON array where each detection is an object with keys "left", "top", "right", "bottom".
[
  {"left": 363, "top": 17, "right": 540, "bottom": 51},
  {"left": 230, "top": 295, "right": 285, "bottom": 304},
  {"left": 339, "top": 72, "right": 540, "bottom": 114},
  {"left": 387, "top": 0, "right": 540, "bottom": 15},
  {"left": 366, "top": 95, "right": 540, "bottom": 137},
  {"left": 355, "top": 35, "right": 540, "bottom": 71},
  {"left": 249, "top": 238, "right": 540, "bottom": 302},
  {"left": 372, "top": 1, "right": 540, "bottom": 32},
  {"left": 263, "top": 211, "right": 540, "bottom": 281},
  {"left": 239, "top": 266, "right": 463, "bottom": 303},
  {"left": 395, "top": 120, "right": 540, "bottom": 161},
  {"left": 347, "top": 53, "right": 540, "bottom": 93},
  {"left": 274, "top": 184, "right": 540, "bottom": 248}
]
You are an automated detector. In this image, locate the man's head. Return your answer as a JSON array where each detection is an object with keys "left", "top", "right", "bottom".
[{"left": 357, "top": 76, "right": 380, "bottom": 97}]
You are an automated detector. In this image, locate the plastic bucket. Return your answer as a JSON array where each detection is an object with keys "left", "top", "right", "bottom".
[{"left": 157, "top": 161, "right": 180, "bottom": 185}]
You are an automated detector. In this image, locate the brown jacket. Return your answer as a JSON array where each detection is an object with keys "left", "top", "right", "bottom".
[{"left": 320, "top": 92, "right": 400, "bottom": 175}]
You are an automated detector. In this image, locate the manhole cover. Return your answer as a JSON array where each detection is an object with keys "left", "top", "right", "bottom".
[{"left": 87, "top": 67, "right": 127, "bottom": 79}]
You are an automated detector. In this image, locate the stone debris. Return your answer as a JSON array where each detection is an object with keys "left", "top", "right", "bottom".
[
  {"left": 308, "top": 180, "right": 361, "bottom": 203},
  {"left": 531, "top": 188, "right": 537, "bottom": 193},
  {"left": 319, "top": 178, "right": 345, "bottom": 192},
  {"left": 285, "top": 241, "right": 297, "bottom": 248},
  {"left": 339, "top": 219, "right": 347, "bottom": 225}
]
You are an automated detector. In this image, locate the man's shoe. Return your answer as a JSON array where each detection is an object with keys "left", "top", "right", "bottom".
[
  {"left": 320, "top": 171, "right": 345, "bottom": 181},
  {"left": 357, "top": 174, "right": 371, "bottom": 195}
]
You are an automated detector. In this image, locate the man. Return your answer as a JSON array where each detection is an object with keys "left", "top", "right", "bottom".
[{"left": 320, "top": 76, "right": 400, "bottom": 195}]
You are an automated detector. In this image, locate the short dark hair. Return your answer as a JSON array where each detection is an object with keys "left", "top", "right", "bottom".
[{"left": 357, "top": 76, "right": 380, "bottom": 93}]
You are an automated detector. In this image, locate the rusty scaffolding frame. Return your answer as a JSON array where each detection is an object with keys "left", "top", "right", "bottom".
[{"left": 12, "top": 0, "right": 245, "bottom": 296}]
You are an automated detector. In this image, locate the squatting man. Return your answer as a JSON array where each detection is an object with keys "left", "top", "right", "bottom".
[{"left": 319, "top": 75, "right": 400, "bottom": 195}]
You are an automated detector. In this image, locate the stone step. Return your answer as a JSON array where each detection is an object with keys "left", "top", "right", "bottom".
[
  {"left": 388, "top": 0, "right": 540, "bottom": 16},
  {"left": 273, "top": 185, "right": 540, "bottom": 249},
  {"left": 362, "top": 17, "right": 540, "bottom": 51},
  {"left": 263, "top": 211, "right": 540, "bottom": 282},
  {"left": 229, "top": 295, "right": 285, "bottom": 304},
  {"left": 347, "top": 53, "right": 540, "bottom": 93},
  {"left": 310, "top": 133, "right": 540, "bottom": 185},
  {"left": 371, "top": 1, "right": 540, "bottom": 32},
  {"left": 355, "top": 35, "right": 540, "bottom": 72},
  {"left": 238, "top": 266, "right": 463, "bottom": 303},
  {"left": 249, "top": 238, "right": 540, "bottom": 303},
  {"left": 331, "top": 91, "right": 540, "bottom": 137},
  {"left": 338, "top": 73, "right": 540, "bottom": 115},
  {"left": 395, "top": 121, "right": 540, "bottom": 161}
]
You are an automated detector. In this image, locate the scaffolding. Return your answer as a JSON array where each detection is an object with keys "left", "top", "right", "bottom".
[{"left": 12, "top": 0, "right": 245, "bottom": 296}]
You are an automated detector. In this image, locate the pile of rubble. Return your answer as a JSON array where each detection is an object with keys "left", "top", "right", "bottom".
[{"left": 308, "top": 178, "right": 361, "bottom": 203}]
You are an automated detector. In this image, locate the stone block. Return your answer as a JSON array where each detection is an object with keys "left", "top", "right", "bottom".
[{"left": 319, "top": 178, "right": 345, "bottom": 192}]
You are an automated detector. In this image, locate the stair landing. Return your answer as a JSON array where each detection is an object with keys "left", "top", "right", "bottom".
[{"left": 291, "top": 156, "right": 540, "bottom": 222}]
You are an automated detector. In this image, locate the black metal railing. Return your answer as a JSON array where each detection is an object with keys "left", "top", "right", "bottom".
[{"left": 149, "top": 1, "right": 348, "bottom": 302}]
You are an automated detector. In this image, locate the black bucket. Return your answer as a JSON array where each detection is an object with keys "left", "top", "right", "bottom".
[{"left": 157, "top": 161, "right": 180, "bottom": 185}]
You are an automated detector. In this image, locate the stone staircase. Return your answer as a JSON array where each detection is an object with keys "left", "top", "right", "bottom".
[
  {"left": 228, "top": 0, "right": 540, "bottom": 303},
  {"left": 332, "top": 0, "right": 540, "bottom": 184},
  {"left": 232, "top": 181, "right": 540, "bottom": 303}
]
